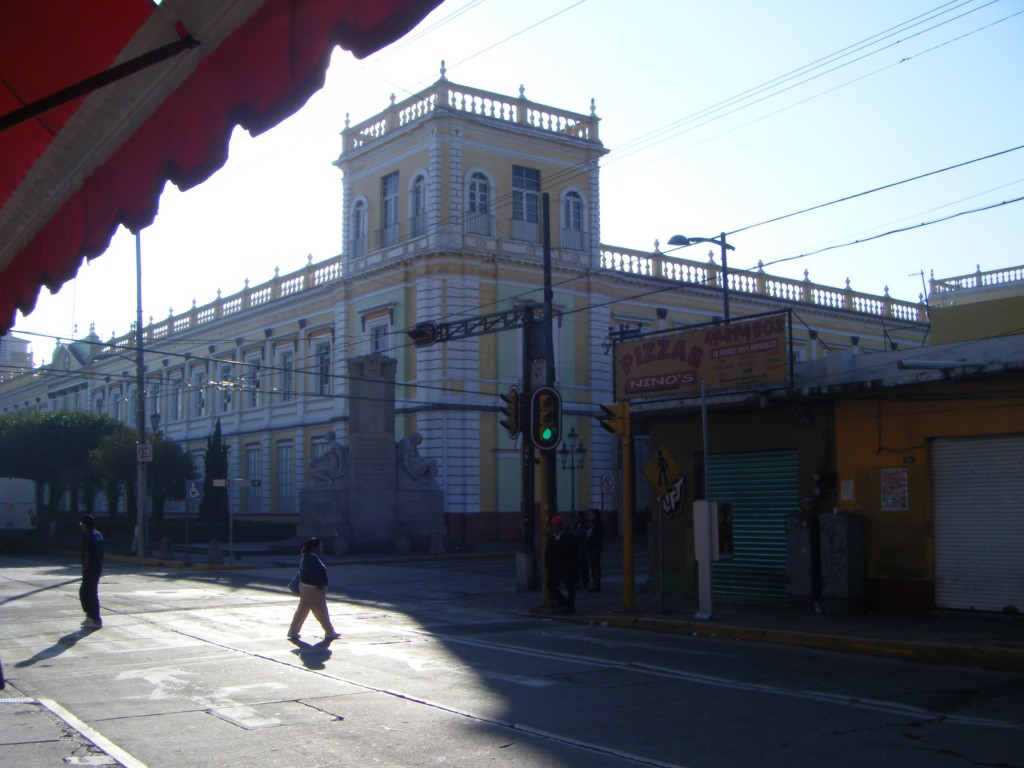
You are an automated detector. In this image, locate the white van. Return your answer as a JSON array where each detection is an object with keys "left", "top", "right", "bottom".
[{"left": 0, "top": 477, "right": 37, "bottom": 532}]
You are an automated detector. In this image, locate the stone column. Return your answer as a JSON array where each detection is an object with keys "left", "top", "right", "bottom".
[{"left": 346, "top": 354, "right": 397, "bottom": 550}]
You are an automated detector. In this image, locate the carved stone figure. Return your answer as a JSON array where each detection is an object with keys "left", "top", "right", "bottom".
[
  {"left": 309, "top": 430, "right": 348, "bottom": 486},
  {"left": 397, "top": 432, "right": 438, "bottom": 488}
]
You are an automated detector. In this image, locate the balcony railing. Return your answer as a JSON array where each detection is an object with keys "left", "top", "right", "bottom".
[
  {"left": 376, "top": 224, "right": 401, "bottom": 248},
  {"left": 342, "top": 71, "right": 600, "bottom": 155},
  {"left": 76, "top": 239, "right": 930, "bottom": 365},
  {"left": 929, "top": 263, "right": 1024, "bottom": 296},
  {"left": 561, "top": 228, "right": 587, "bottom": 252},
  {"left": 511, "top": 218, "right": 540, "bottom": 243},
  {"left": 600, "top": 245, "right": 928, "bottom": 324},
  {"left": 464, "top": 212, "right": 494, "bottom": 237}
]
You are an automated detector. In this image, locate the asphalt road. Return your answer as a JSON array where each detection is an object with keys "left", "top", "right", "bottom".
[{"left": 2, "top": 554, "right": 1022, "bottom": 767}]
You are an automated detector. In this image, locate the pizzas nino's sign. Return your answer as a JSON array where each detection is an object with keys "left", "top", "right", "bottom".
[{"left": 615, "top": 312, "right": 789, "bottom": 400}]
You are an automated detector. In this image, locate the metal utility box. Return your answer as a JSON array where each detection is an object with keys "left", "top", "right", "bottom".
[
  {"left": 786, "top": 513, "right": 820, "bottom": 610},
  {"left": 819, "top": 512, "right": 865, "bottom": 614}
]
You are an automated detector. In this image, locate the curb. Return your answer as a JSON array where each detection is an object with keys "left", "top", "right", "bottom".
[{"left": 575, "top": 614, "right": 1024, "bottom": 673}]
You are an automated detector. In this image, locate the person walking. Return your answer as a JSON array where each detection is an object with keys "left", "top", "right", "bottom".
[
  {"left": 585, "top": 508, "right": 605, "bottom": 592},
  {"left": 79, "top": 514, "right": 104, "bottom": 629},
  {"left": 288, "top": 537, "right": 341, "bottom": 642},
  {"left": 545, "top": 516, "right": 579, "bottom": 614}
]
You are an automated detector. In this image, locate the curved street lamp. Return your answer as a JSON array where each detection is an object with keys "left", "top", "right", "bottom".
[{"left": 667, "top": 232, "right": 735, "bottom": 322}]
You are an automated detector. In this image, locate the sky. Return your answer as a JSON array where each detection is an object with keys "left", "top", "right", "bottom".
[{"left": 11, "top": 0, "right": 1024, "bottom": 364}]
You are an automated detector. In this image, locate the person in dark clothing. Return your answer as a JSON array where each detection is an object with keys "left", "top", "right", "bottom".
[
  {"left": 545, "top": 516, "right": 579, "bottom": 614},
  {"left": 585, "top": 508, "right": 605, "bottom": 592},
  {"left": 571, "top": 510, "right": 590, "bottom": 589},
  {"left": 288, "top": 537, "right": 340, "bottom": 642},
  {"left": 79, "top": 514, "right": 104, "bottom": 629}
]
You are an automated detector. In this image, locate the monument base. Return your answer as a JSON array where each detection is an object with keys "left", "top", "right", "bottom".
[
  {"left": 396, "top": 488, "right": 445, "bottom": 553},
  {"left": 298, "top": 489, "right": 347, "bottom": 553}
]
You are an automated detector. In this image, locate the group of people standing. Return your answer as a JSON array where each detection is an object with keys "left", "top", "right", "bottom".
[{"left": 544, "top": 508, "right": 604, "bottom": 615}]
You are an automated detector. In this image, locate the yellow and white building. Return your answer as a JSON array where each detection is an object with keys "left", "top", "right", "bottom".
[{"left": 0, "top": 68, "right": 933, "bottom": 536}]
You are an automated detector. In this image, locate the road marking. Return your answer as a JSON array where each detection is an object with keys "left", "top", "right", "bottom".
[{"left": 35, "top": 695, "right": 147, "bottom": 768}]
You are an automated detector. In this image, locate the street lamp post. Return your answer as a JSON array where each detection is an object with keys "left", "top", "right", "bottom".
[
  {"left": 667, "top": 232, "right": 735, "bottom": 322},
  {"left": 559, "top": 426, "right": 586, "bottom": 512}
]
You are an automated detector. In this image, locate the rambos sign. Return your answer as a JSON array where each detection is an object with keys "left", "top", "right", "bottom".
[{"left": 615, "top": 312, "right": 789, "bottom": 400}]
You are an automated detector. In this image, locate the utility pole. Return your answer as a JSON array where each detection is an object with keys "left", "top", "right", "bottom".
[
  {"left": 537, "top": 193, "right": 560, "bottom": 606},
  {"left": 134, "top": 232, "right": 148, "bottom": 558}
]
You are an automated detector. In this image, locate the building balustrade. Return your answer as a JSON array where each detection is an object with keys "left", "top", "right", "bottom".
[
  {"left": 342, "top": 70, "right": 600, "bottom": 155},
  {"left": 601, "top": 244, "right": 927, "bottom": 323},
  {"left": 930, "top": 263, "right": 1024, "bottom": 296},
  {"left": 17, "top": 239, "right": 933, "bottom": 377}
]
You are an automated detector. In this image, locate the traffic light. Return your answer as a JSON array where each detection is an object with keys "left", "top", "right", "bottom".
[
  {"left": 499, "top": 385, "right": 522, "bottom": 439},
  {"left": 530, "top": 386, "right": 562, "bottom": 450},
  {"left": 406, "top": 321, "right": 438, "bottom": 347},
  {"left": 597, "top": 401, "right": 629, "bottom": 436}
]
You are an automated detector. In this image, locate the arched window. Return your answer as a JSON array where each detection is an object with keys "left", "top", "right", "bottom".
[
  {"left": 512, "top": 166, "right": 540, "bottom": 242},
  {"left": 350, "top": 199, "right": 367, "bottom": 258},
  {"left": 561, "top": 190, "right": 586, "bottom": 251},
  {"left": 409, "top": 173, "right": 427, "bottom": 236},
  {"left": 465, "top": 171, "right": 493, "bottom": 236}
]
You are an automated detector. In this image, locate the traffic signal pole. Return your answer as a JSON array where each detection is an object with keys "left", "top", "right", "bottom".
[
  {"left": 598, "top": 402, "right": 636, "bottom": 612},
  {"left": 538, "top": 193, "right": 557, "bottom": 608}
]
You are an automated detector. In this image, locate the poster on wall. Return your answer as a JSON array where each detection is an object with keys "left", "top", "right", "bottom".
[
  {"left": 880, "top": 468, "right": 909, "bottom": 511},
  {"left": 613, "top": 311, "right": 790, "bottom": 400}
]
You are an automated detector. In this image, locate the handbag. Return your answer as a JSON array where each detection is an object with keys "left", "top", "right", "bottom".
[{"left": 288, "top": 572, "right": 301, "bottom": 595}]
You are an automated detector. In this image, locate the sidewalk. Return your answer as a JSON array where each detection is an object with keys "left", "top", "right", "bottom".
[
  {"left": 497, "top": 549, "right": 1024, "bottom": 674},
  {"left": 562, "top": 588, "right": 1024, "bottom": 674}
]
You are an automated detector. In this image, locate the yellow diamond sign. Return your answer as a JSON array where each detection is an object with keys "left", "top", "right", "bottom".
[{"left": 644, "top": 446, "right": 680, "bottom": 496}]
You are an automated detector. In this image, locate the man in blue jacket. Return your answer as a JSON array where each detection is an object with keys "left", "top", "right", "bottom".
[{"left": 80, "top": 514, "right": 104, "bottom": 629}]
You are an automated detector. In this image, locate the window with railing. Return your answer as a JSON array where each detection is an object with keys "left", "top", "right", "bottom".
[
  {"left": 380, "top": 171, "right": 400, "bottom": 246},
  {"left": 316, "top": 342, "right": 331, "bottom": 396},
  {"left": 245, "top": 356, "right": 261, "bottom": 408},
  {"left": 465, "top": 171, "right": 493, "bottom": 236},
  {"left": 409, "top": 173, "right": 427, "bottom": 236},
  {"left": 275, "top": 441, "right": 294, "bottom": 512},
  {"left": 561, "top": 190, "right": 585, "bottom": 251},
  {"left": 191, "top": 369, "right": 206, "bottom": 417},
  {"left": 245, "top": 445, "right": 262, "bottom": 513},
  {"left": 278, "top": 350, "right": 294, "bottom": 403},
  {"left": 192, "top": 450, "right": 205, "bottom": 487},
  {"left": 350, "top": 199, "right": 367, "bottom": 258},
  {"left": 168, "top": 377, "right": 182, "bottom": 421},
  {"left": 218, "top": 364, "right": 233, "bottom": 413},
  {"left": 512, "top": 165, "right": 540, "bottom": 242},
  {"left": 370, "top": 322, "right": 390, "bottom": 354}
]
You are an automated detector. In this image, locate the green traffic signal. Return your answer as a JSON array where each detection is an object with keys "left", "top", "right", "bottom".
[{"left": 530, "top": 386, "right": 561, "bottom": 450}]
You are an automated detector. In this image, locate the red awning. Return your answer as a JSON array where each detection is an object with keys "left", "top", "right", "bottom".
[{"left": 0, "top": 0, "right": 441, "bottom": 334}]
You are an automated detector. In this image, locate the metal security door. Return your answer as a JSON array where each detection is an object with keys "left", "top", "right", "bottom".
[
  {"left": 708, "top": 450, "right": 798, "bottom": 605},
  {"left": 932, "top": 435, "right": 1024, "bottom": 612}
]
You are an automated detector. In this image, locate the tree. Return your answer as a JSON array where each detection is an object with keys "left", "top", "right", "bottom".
[
  {"left": 149, "top": 435, "right": 193, "bottom": 520},
  {"left": 0, "top": 411, "right": 123, "bottom": 515},
  {"left": 91, "top": 427, "right": 138, "bottom": 517},
  {"left": 198, "top": 419, "right": 229, "bottom": 539}
]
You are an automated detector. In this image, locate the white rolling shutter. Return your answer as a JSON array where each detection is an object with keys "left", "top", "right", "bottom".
[{"left": 932, "top": 435, "right": 1024, "bottom": 612}]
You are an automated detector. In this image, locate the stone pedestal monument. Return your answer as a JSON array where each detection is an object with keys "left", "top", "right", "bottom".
[{"left": 298, "top": 354, "right": 444, "bottom": 553}]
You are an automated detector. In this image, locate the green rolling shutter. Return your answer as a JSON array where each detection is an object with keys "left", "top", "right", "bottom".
[{"left": 708, "top": 450, "right": 798, "bottom": 605}]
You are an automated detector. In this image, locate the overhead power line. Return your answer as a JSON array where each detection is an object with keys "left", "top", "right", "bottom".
[{"left": 727, "top": 143, "right": 1024, "bottom": 237}]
